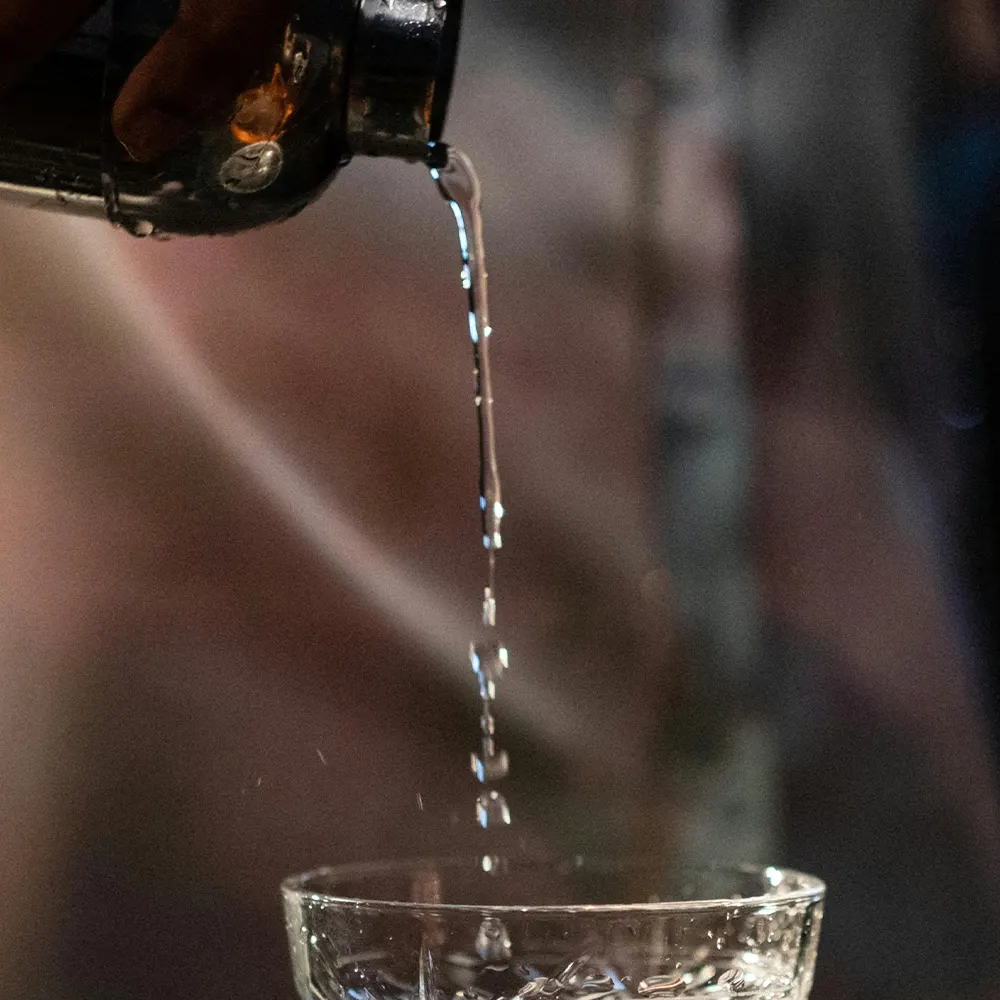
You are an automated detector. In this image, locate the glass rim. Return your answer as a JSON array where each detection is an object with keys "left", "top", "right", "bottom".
[{"left": 281, "top": 857, "right": 826, "bottom": 915}]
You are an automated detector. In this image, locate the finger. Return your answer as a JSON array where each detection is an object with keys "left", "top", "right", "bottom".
[
  {"left": 111, "top": 0, "right": 294, "bottom": 163},
  {"left": 0, "top": 0, "right": 104, "bottom": 91}
]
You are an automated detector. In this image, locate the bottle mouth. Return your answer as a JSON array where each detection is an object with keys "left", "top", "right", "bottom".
[
  {"left": 346, "top": 0, "right": 464, "bottom": 159},
  {"left": 429, "top": 0, "right": 462, "bottom": 143}
]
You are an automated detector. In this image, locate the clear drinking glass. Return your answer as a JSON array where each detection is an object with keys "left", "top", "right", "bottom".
[{"left": 281, "top": 858, "right": 825, "bottom": 1000}]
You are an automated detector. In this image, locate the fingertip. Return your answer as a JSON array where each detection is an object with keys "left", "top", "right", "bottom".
[
  {"left": 111, "top": 0, "right": 295, "bottom": 163},
  {"left": 112, "top": 104, "right": 197, "bottom": 163},
  {"left": 111, "top": 24, "right": 243, "bottom": 163}
]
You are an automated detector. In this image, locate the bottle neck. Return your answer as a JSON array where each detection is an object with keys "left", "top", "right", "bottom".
[{"left": 345, "top": 0, "right": 462, "bottom": 159}]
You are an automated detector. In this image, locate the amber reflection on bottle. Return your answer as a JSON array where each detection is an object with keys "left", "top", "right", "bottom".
[{"left": 230, "top": 64, "right": 294, "bottom": 144}]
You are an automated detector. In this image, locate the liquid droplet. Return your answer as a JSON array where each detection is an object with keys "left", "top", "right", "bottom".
[
  {"left": 474, "top": 917, "right": 512, "bottom": 963},
  {"left": 471, "top": 641, "right": 508, "bottom": 686},
  {"left": 337, "top": 959, "right": 377, "bottom": 989},
  {"left": 471, "top": 748, "right": 509, "bottom": 782},
  {"left": 476, "top": 790, "right": 511, "bottom": 828},
  {"left": 482, "top": 588, "right": 496, "bottom": 627}
]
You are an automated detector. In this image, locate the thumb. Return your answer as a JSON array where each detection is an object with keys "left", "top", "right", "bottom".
[{"left": 111, "top": 0, "right": 293, "bottom": 162}]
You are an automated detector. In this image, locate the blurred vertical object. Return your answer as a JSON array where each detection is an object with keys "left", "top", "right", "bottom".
[
  {"left": 625, "top": 0, "right": 776, "bottom": 867},
  {"left": 740, "top": 0, "right": 1000, "bottom": 997},
  {"left": 922, "top": 0, "right": 1000, "bottom": 753}
]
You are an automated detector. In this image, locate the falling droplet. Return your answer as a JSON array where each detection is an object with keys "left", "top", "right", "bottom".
[
  {"left": 471, "top": 641, "right": 508, "bottom": 686},
  {"left": 471, "top": 748, "right": 509, "bottom": 782},
  {"left": 474, "top": 917, "right": 512, "bottom": 963},
  {"left": 482, "top": 588, "right": 497, "bottom": 627},
  {"left": 476, "top": 789, "right": 511, "bottom": 828}
]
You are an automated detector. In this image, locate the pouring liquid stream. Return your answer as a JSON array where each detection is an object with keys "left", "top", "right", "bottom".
[{"left": 430, "top": 145, "right": 511, "bottom": 830}]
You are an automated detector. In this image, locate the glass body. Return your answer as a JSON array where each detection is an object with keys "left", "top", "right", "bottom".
[{"left": 281, "top": 859, "right": 825, "bottom": 1000}]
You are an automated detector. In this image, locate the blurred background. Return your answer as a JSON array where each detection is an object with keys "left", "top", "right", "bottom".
[{"left": 0, "top": 0, "right": 999, "bottom": 997}]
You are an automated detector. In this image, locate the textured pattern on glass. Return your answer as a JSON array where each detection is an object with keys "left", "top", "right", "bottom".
[{"left": 282, "top": 864, "right": 824, "bottom": 1000}]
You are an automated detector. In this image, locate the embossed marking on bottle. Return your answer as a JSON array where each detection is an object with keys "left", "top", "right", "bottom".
[{"left": 219, "top": 141, "right": 284, "bottom": 193}]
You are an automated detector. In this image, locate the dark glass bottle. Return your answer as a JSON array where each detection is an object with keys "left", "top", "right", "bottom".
[{"left": 0, "top": 0, "right": 461, "bottom": 235}]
